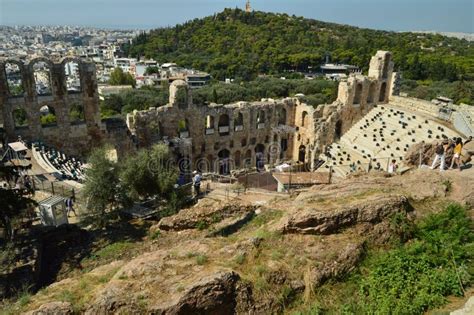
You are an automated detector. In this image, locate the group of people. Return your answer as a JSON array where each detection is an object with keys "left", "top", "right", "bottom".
[{"left": 430, "top": 136, "right": 472, "bottom": 172}]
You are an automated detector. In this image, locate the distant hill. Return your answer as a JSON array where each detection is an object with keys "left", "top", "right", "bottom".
[{"left": 125, "top": 9, "right": 474, "bottom": 81}]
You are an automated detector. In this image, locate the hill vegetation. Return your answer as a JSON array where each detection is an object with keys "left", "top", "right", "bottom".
[{"left": 124, "top": 9, "right": 474, "bottom": 83}]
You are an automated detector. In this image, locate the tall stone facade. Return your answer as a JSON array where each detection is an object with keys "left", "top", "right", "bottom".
[
  {"left": 0, "top": 57, "right": 103, "bottom": 155},
  {"left": 127, "top": 51, "right": 394, "bottom": 173},
  {"left": 0, "top": 51, "right": 394, "bottom": 171}
]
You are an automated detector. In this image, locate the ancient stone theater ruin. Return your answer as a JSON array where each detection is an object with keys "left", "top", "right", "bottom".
[{"left": 1, "top": 51, "right": 467, "bottom": 179}]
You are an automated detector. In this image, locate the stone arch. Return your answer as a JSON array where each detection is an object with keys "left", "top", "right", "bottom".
[
  {"left": 218, "top": 149, "right": 231, "bottom": 175},
  {"left": 30, "top": 59, "right": 53, "bottom": 96},
  {"left": 62, "top": 58, "right": 82, "bottom": 93},
  {"left": 178, "top": 118, "right": 189, "bottom": 137},
  {"left": 69, "top": 102, "right": 85, "bottom": 124},
  {"left": 207, "top": 154, "right": 214, "bottom": 172},
  {"left": 218, "top": 113, "right": 230, "bottom": 135},
  {"left": 367, "top": 82, "right": 377, "bottom": 104},
  {"left": 234, "top": 112, "right": 244, "bottom": 131},
  {"left": 40, "top": 105, "right": 57, "bottom": 127},
  {"left": 379, "top": 82, "right": 387, "bottom": 102},
  {"left": 278, "top": 107, "right": 287, "bottom": 125},
  {"left": 169, "top": 80, "right": 190, "bottom": 109},
  {"left": 256, "top": 110, "right": 265, "bottom": 129},
  {"left": 12, "top": 108, "right": 28, "bottom": 129},
  {"left": 298, "top": 145, "right": 306, "bottom": 163},
  {"left": 4, "top": 61, "right": 25, "bottom": 97},
  {"left": 205, "top": 115, "right": 215, "bottom": 134},
  {"left": 335, "top": 120, "right": 342, "bottom": 139},
  {"left": 353, "top": 83, "right": 363, "bottom": 105},
  {"left": 301, "top": 111, "right": 308, "bottom": 127},
  {"left": 382, "top": 54, "right": 391, "bottom": 79},
  {"left": 255, "top": 144, "right": 265, "bottom": 171}
]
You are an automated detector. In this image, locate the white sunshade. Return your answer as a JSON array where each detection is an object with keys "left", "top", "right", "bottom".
[{"left": 8, "top": 142, "right": 28, "bottom": 152}]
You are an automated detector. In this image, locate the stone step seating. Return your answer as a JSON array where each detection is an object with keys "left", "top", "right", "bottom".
[
  {"left": 32, "top": 142, "right": 85, "bottom": 182},
  {"left": 320, "top": 105, "right": 460, "bottom": 177}
]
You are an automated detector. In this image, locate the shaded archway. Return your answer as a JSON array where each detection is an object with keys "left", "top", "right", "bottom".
[
  {"left": 5, "top": 62, "right": 24, "bottom": 97},
  {"left": 298, "top": 145, "right": 306, "bottom": 163},
  {"left": 244, "top": 149, "right": 252, "bottom": 168},
  {"left": 178, "top": 119, "right": 189, "bottom": 138},
  {"left": 40, "top": 105, "right": 57, "bottom": 127},
  {"left": 218, "top": 114, "right": 230, "bottom": 136},
  {"left": 234, "top": 112, "right": 244, "bottom": 131},
  {"left": 278, "top": 108, "right": 287, "bottom": 125},
  {"left": 379, "top": 82, "right": 387, "bottom": 102},
  {"left": 301, "top": 111, "right": 308, "bottom": 127},
  {"left": 32, "top": 61, "right": 52, "bottom": 96},
  {"left": 218, "top": 149, "right": 231, "bottom": 175},
  {"left": 354, "top": 83, "right": 363, "bottom": 105},
  {"left": 256, "top": 110, "right": 265, "bottom": 129},
  {"left": 69, "top": 103, "right": 85, "bottom": 124},
  {"left": 255, "top": 144, "right": 265, "bottom": 172},
  {"left": 12, "top": 108, "right": 28, "bottom": 129},
  {"left": 205, "top": 115, "right": 215, "bottom": 135},
  {"left": 335, "top": 120, "right": 342, "bottom": 139},
  {"left": 367, "top": 82, "right": 376, "bottom": 104}
]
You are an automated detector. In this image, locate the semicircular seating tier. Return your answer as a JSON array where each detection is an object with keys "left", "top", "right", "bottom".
[{"left": 320, "top": 104, "right": 461, "bottom": 177}]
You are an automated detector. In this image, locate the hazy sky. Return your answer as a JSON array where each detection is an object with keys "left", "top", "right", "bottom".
[{"left": 1, "top": 0, "right": 473, "bottom": 33}]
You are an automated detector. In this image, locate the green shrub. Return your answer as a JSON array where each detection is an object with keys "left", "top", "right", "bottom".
[{"left": 359, "top": 204, "right": 473, "bottom": 314}]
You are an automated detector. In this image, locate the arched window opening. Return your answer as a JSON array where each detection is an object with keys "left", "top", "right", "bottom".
[
  {"left": 367, "top": 82, "right": 376, "bottom": 104},
  {"left": 178, "top": 119, "right": 189, "bottom": 138},
  {"left": 40, "top": 105, "right": 57, "bottom": 127},
  {"left": 5, "top": 62, "right": 24, "bottom": 97},
  {"left": 218, "top": 149, "right": 231, "bottom": 175},
  {"left": 12, "top": 108, "right": 28, "bottom": 129},
  {"left": 382, "top": 55, "right": 391, "bottom": 79},
  {"left": 33, "top": 61, "right": 52, "bottom": 96},
  {"left": 278, "top": 108, "right": 287, "bottom": 125},
  {"left": 176, "top": 86, "right": 188, "bottom": 109},
  {"left": 234, "top": 112, "right": 244, "bottom": 131},
  {"left": 69, "top": 103, "right": 85, "bottom": 124},
  {"left": 255, "top": 144, "right": 265, "bottom": 172},
  {"left": 64, "top": 61, "right": 81, "bottom": 93},
  {"left": 335, "top": 120, "right": 342, "bottom": 139},
  {"left": 205, "top": 115, "right": 215, "bottom": 135},
  {"left": 218, "top": 114, "right": 230, "bottom": 136},
  {"left": 379, "top": 82, "right": 387, "bottom": 102},
  {"left": 354, "top": 83, "right": 363, "bottom": 105},
  {"left": 301, "top": 111, "right": 308, "bottom": 127},
  {"left": 257, "top": 110, "right": 265, "bottom": 129}
]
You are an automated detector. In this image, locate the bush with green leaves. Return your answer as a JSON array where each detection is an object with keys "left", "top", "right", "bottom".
[{"left": 359, "top": 204, "right": 473, "bottom": 314}]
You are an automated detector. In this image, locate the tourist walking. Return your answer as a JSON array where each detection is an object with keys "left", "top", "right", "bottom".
[
  {"left": 192, "top": 171, "right": 202, "bottom": 197},
  {"left": 65, "top": 197, "right": 77, "bottom": 217},
  {"left": 450, "top": 137, "right": 463, "bottom": 171},
  {"left": 388, "top": 159, "right": 398, "bottom": 174},
  {"left": 430, "top": 140, "right": 447, "bottom": 171}
]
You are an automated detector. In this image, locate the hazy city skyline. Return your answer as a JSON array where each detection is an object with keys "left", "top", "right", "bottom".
[{"left": 1, "top": 0, "right": 473, "bottom": 33}]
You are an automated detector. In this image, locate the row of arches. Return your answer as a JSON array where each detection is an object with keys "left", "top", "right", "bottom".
[
  {"left": 4, "top": 59, "right": 82, "bottom": 98},
  {"left": 197, "top": 144, "right": 268, "bottom": 174},
  {"left": 11, "top": 103, "right": 85, "bottom": 129},
  {"left": 353, "top": 82, "right": 387, "bottom": 106},
  {"left": 180, "top": 108, "right": 289, "bottom": 138}
]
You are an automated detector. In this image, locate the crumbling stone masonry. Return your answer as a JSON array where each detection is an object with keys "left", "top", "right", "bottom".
[
  {"left": 0, "top": 57, "right": 103, "bottom": 155},
  {"left": 127, "top": 51, "right": 395, "bottom": 173}
]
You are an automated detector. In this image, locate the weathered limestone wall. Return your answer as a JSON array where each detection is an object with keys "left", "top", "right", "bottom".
[
  {"left": 127, "top": 50, "right": 395, "bottom": 172},
  {"left": 0, "top": 57, "right": 134, "bottom": 157},
  {"left": 0, "top": 57, "right": 103, "bottom": 156}
]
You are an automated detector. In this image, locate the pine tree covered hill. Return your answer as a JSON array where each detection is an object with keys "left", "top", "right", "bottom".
[{"left": 124, "top": 8, "right": 474, "bottom": 81}]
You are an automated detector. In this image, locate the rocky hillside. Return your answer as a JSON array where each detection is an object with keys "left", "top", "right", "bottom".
[{"left": 2, "top": 166, "right": 472, "bottom": 314}]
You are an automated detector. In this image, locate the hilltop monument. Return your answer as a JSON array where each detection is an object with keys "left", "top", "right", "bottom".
[{"left": 245, "top": 0, "right": 252, "bottom": 13}]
